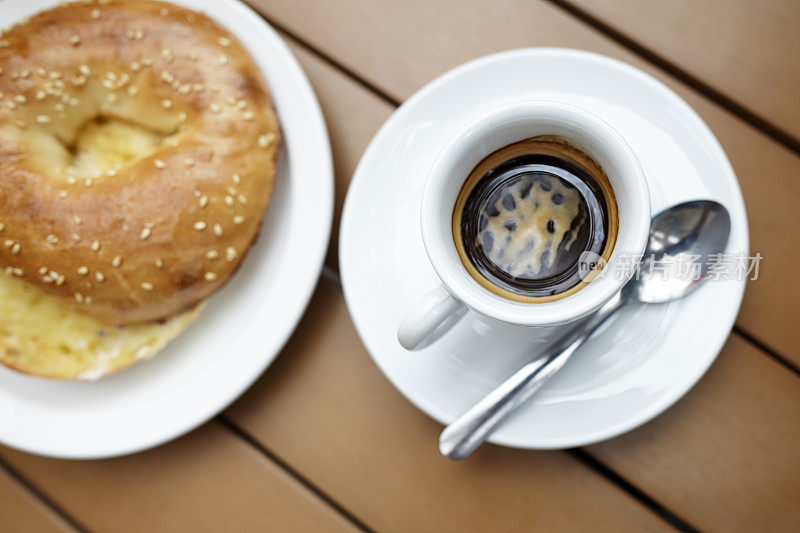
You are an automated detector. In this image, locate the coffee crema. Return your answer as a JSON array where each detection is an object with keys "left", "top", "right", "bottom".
[{"left": 452, "top": 136, "right": 619, "bottom": 302}]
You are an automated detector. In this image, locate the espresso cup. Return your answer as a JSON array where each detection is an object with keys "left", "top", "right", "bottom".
[{"left": 398, "top": 101, "right": 650, "bottom": 350}]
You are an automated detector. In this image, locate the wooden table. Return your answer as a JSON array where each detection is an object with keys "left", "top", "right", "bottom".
[{"left": 2, "top": 1, "right": 799, "bottom": 531}]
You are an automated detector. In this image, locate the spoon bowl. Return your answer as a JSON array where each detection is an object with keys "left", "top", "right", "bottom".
[{"left": 626, "top": 200, "right": 731, "bottom": 304}]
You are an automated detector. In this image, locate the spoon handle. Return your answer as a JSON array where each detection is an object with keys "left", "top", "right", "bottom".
[{"left": 439, "top": 292, "right": 625, "bottom": 460}]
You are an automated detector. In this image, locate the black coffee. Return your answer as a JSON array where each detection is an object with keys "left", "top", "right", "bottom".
[{"left": 452, "top": 137, "right": 618, "bottom": 302}]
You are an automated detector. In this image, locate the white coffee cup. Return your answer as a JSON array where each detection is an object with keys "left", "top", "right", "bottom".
[{"left": 398, "top": 101, "right": 650, "bottom": 350}]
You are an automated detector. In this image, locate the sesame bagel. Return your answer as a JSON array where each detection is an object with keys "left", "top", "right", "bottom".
[{"left": 0, "top": 0, "right": 279, "bottom": 326}]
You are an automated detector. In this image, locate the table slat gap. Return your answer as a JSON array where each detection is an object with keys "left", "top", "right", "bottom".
[{"left": 547, "top": 0, "right": 800, "bottom": 157}]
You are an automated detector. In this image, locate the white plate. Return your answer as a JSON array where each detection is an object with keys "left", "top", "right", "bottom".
[
  {"left": 0, "top": 0, "right": 333, "bottom": 458},
  {"left": 340, "top": 49, "right": 747, "bottom": 449}
]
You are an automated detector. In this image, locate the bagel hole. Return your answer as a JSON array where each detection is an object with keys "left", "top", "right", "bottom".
[{"left": 59, "top": 115, "right": 174, "bottom": 177}]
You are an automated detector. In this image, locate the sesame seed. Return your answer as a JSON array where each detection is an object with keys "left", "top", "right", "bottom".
[
  {"left": 112, "top": 255, "right": 122, "bottom": 267},
  {"left": 140, "top": 227, "right": 151, "bottom": 240},
  {"left": 204, "top": 272, "right": 217, "bottom": 281},
  {"left": 258, "top": 133, "right": 276, "bottom": 148},
  {"left": 183, "top": 158, "right": 194, "bottom": 167},
  {"left": 213, "top": 223, "right": 223, "bottom": 236},
  {"left": 243, "top": 111, "right": 254, "bottom": 121},
  {"left": 209, "top": 103, "right": 221, "bottom": 113},
  {"left": 55, "top": 275, "right": 65, "bottom": 286},
  {"left": 42, "top": 275, "right": 54, "bottom": 283},
  {"left": 75, "top": 292, "right": 84, "bottom": 303},
  {"left": 193, "top": 221, "right": 207, "bottom": 231},
  {"left": 0, "top": 223, "right": 4, "bottom": 232},
  {"left": 36, "top": 115, "right": 51, "bottom": 124},
  {"left": 178, "top": 111, "right": 187, "bottom": 122},
  {"left": 91, "top": 8, "right": 100, "bottom": 19},
  {"left": 161, "top": 48, "right": 173, "bottom": 61},
  {"left": 232, "top": 173, "right": 241, "bottom": 185},
  {"left": 218, "top": 54, "right": 228, "bottom": 66},
  {"left": 127, "top": 86, "right": 139, "bottom": 96},
  {"left": 233, "top": 215, "right": 245, "bottom": 225},
  {"left": 95, "top": 271, "right": 105, "bottom": 282},
  {"left": 218, "top": 37, "right": 231, "bottom": 47},
  {"left": 74, "top": 216, "right": 82, "bottom": 224},
  {"left": 224, "top": 196, "right": 234, "bottom": 206},
  {"left": 11, "top": 243, "right": 20, "bottom": 255},
  {"left": 161, "top": 99, "right": 173, "bottom": 109},
  {"left": 71, "top": 233, "right": 81, "bottom": 242},
  {"left": 35, "top": 90, "right": 46, "bottom": 101},
  {"left": 77, "top": 266, "right": 89, "bottom": 275},
  {"left": 141, "top": 282, "right": 154, "bottom": 291},
  {"left": 107, "top": 93, "right": 117, "bottom": 103},
  {"left": 238, "top": 195, "right": 248, "bottom": 205},
  {"left": 79, "top": 64, "right": 91, "bottom": 76},
  {"left": 154, "top": 159, "right": 166, "bottom": 169},
  {"left": 199, "top": 195, "right": 208, "bottom": 208},
  {"left": 6, "top": 267, "right": 23, "bottom": 277},
  {"left": 226, "top": 247, "right": 238, "bottom": 262},
  {"left": 3, "top": 239, "right": 12, "bottom": 248},
  {"left": 91, "top": 240, "right": 100, "bottom": 251},
  {"left": 70, "top": 35, "right": 81, "bottom": 46},
  {"left": 155, "top": 258, "right": 164, "bottom": 268},
  {"left": 13, "top": 94, "right": 26, "bottom": 103},
  {"left": 46, "top": 234, "right": 58, "bottom": 244},
  {"left": 107, "top": 169, "right": 117, "bottom": 177},
  {"left": 85, "top": 296, "right": 93, "bottom": 305},
  {"left": 85, "top": 178, "right": 93, "bottom": 186},
  {"left": 38, "top": 267, "right": 48, "bottom": 275},
  {"left": 206, "top": 250, "right": 218, "bottom": 259}
]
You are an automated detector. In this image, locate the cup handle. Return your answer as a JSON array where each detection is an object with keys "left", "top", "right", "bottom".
[{"left": 398, "top": 285, "right": 466, "bottom": 350}]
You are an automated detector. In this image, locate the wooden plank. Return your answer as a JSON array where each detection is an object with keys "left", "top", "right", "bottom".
[
  {"left": 0, "top": 422, "right": 357, "bottom": 533},
  {"left": 250, "top": 0, "right": 800, "bottom": 364},
  {"left": 283, "top": 40, "right": 393, "bottom": 267},
  {"left": 0, "top": 465, "right": 76, "bottom": 533},
  {"left": 227, "top": 280, "right": 674, "bottom": 532},
  {"left": 564, "top": 0, "right": 800, "bottom": 142},
  {"left": 587, "top": 334, "right": 800, "bottom": 532}
]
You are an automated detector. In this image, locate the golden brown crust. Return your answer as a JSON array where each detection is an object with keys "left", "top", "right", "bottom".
[{"left": 0, "top": 0, "right": 279, "bottom": 324}]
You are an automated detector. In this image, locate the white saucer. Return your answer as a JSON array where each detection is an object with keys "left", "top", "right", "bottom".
[
  {"left": 0, "top": 0, "right": 332, "bottom": 458},
  {"left": 340, "top": 49, "right": 747, "bottom": 449}
]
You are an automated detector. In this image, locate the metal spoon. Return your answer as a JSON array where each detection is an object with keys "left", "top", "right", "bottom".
[{"left": 439, "top": 200, "right": 731, "bottom": 460}]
